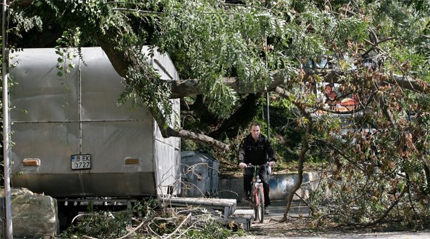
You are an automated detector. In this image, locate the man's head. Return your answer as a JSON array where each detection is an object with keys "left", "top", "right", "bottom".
[{"left": 249, "top": 122, "right": 261, "bottom": 141}]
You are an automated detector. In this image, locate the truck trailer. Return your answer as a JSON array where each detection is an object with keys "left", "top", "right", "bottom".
[{"left": 9, "top": 47, "right": 181, "bottom": 199}]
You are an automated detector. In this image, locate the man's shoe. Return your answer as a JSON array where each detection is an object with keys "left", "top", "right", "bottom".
[{"left": 264, "top": 207, "right": 269, "bottom": 215}]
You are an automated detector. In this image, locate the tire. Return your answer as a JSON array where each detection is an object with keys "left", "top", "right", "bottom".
[
  {"left": 253, "top": 188, "right": 258, "bottom": 221},
  {"left": 257, "top": 187, "right": 265, "bottom": 223}
]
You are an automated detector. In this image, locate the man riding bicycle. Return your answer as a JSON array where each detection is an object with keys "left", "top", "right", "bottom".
[{"left": 238, "top": 122, "right": 276, "bottom": 212}]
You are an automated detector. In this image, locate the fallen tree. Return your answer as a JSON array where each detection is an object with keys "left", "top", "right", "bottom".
[{"left": 6, "top": 0, "right": 430, "bottom": 229}]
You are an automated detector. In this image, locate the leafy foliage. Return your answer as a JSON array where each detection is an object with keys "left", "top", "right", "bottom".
[
  {"left": 60, "top": 199, "right": 241, "bottom": 238},
  {"left": 4, "top": 0, "right": 430, "bottom": 229}
]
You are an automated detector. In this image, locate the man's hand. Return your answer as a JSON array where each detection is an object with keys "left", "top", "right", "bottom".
[
  {"left": 268, "top": 161, "right": 275, "bottom": 167},
  {"left": 239, "top": 162, "right": 247, "bottom": 169}
]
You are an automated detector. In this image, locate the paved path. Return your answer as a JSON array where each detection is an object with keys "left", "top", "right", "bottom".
[
  {"left": 231, "top": 231, "right": 430, "bottom": 239},
  {"left": 232, "top": 200, "right": 430, "bottom": 239},
  {"left": 235, "top": 200, "right": 309, "bottom": 220}
]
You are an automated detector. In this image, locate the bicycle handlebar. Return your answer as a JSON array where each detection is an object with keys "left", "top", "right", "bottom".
[{"left": 245, "top": 163, "right": 269, "bottom": 168}]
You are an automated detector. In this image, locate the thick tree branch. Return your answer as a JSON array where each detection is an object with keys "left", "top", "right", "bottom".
[
  {"left": 144, "top": 101, "right": 231, "bottom": 151},
  {"left": 169, "top": 71, "right": 287, "bottom": 98},
  {"left": 312, "top": 69, "right": 430, "bottom": 94},
  {"left": 169, "top": 69, "right": 430, "bottom": 99},
  {"left": 166, "top": 127, "right": 230, "bottom": 151}
]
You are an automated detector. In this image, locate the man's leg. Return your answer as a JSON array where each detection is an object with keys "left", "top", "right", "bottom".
[
  {"left": 259, "top": 166, "right": 271, "bottom": 207},
  {"left": 263, "top": 180, "right": 270, "bottom": 207},
  {"left": 243, "top": 168, "right": 253, "bottom": 200}
]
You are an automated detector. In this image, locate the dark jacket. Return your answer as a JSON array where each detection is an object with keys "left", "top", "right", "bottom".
[{"left": 238, "top": 134, "right": 275, "bottom": 166}]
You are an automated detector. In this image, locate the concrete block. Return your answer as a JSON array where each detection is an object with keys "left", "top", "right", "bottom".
[{"left": 0, "top": 187, "right": 59, "bottom": 238}]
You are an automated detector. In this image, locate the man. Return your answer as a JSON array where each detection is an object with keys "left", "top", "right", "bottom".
[{"left": 238, "top": 122, "right": 276, "bottom": 211}]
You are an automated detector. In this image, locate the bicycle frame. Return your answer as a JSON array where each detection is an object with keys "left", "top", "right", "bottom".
[
  {"left": 251, "top": 170, "right": 264, "bottom": 207},
  {"left": 247, "top": 164, "right": 266, "bottom": 222}
]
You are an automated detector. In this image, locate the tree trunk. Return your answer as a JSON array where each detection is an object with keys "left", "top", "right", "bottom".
[
  {"left": 275, "top": 87, "right": 313, "bottom": 222},
  {"left": 281, "top": 117, "right": 312, "bottom": 222}
]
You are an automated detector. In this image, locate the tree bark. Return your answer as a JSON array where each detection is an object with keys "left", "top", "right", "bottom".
[
  {"left": 275, "top": 87, "right": 313, "bottom": 222},
  {"left": 168, "top": 69, "right": 430, "bottom": 99},
  {"left": 166, "top": 127, "right": 230, "bottom": 151}
]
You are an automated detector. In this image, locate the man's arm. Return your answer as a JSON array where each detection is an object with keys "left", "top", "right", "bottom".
[
  {"left": 238, "top": 140, "right": 247, "bottom": 168},
  {"left": 265, "top": 138, "right": 276, "bottom": 165},
  {"left": 238, "top": 141, "right": 246, "bottom": 164}
]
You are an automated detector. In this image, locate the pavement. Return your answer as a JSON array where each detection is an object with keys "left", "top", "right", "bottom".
[
  {"left": 234, "top": 200, "right": 309, "bottom": 220},
  {"left": 230, "top": 231, "right": 430, "bottom": 239},
  {"left": 231, "top": 200, "right": 430, "bottom": 239}
]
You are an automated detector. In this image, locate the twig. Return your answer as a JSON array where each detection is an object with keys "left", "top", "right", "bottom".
[
  {"left": 82, "top": 235, "right": 98, "bottom": 239},
  {"left": 173, "top": 220, "right": 201, "bottom": 239},
  {"left": 163, "top": 213, "right": 192, "bottom": 239},
  {"left": 112, "top": 8, "right": 163, "bottom": 15},
  {"left": 116, "top": 219, "right": 147, "bottom": 239},
  {"left": 71, "top": 213, "right": 96, "bottom": 224},
  {"left": 293, "top": 192, "right": 309, "bottom": 207},
  {"left": 147, "top": 222, "right": 162, "bottom": 238}
]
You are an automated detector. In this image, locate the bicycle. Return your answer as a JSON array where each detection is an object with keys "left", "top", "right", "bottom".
[{"left": 247, "top": 164, "right": 267, "bottom": 223}]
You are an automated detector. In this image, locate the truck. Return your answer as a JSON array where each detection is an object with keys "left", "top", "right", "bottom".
[{"left": 9, "top": 47, "right": 181, "bottom": 200}]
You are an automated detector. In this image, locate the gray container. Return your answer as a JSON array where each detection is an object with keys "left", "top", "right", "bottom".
[
  {"left": 180, "top": 151, "right": 219, "bottom": 197},
  {"left": 9, "top": 47, "right": 181, "bottom": 198}
]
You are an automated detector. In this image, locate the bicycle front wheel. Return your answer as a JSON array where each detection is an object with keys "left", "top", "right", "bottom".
[
  {"left": 256, "top": 186, "right": 265, "bottom": 223},
  {"left": 253, "top": 189, "right": 258, "bottom": 221}
]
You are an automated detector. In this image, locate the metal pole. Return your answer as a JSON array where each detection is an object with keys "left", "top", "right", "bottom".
[
  {"left": 266, "top": 92, "right": 270, "bottom": 140},
  {"left": 2, "top": 0, "right": 13, "bottom": 237},
  {"left": 264, "top": 30, "right": 270, "bottom": 140}
]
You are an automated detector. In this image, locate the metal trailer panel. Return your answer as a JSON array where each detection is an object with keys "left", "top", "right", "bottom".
[
  {"left": 79, "top": 48, "right": 152, "bottom": 121},
  {"left": 9, "top": 47, "right": 180, "bottom": 198},
  {"left": 81, "top": 121, "right": 154, "bottom": 173},
  {"left": 148, "top": 46, "right": 182, "bottom": 195},
  {"left": 11, "top": 122, "right": 80, "bottom": 174},
  {"left": 147, "top": 46, "right": 182, "bottom": 196},
  {"left": 10, "top": 48, "right": 80, "bottom": 122},
  {"left": 153, "top": 98, "right": 181, "bottom": 194}
]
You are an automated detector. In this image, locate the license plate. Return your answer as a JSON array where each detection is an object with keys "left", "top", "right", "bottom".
[{"left": 71, "top": 154, "right": 91, "bottom": 170}]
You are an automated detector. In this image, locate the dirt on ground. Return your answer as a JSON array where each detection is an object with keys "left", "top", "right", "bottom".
[
  {"left": 250, "top": 217, "right": 319, "bottom": 237},
  {"left": 247, "top": 217, "right": 424, "bottom": 238}
]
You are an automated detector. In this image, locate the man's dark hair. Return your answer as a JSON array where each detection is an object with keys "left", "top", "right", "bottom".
[{"left": 250, "top": 121, "right": 260, "bottom": 128}]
